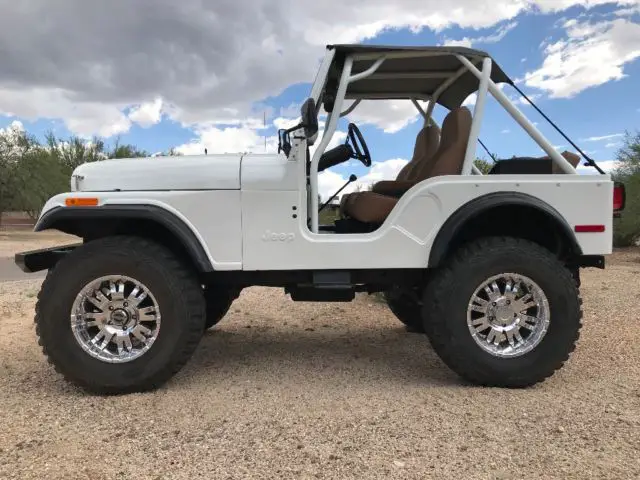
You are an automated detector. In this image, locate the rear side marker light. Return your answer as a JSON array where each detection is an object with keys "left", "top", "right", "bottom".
[
  {"left": 65, "top": 197, "right": 99, "bottom": 207},
  {"left": 574, "top": 225, "right": 605, "bottom": 233}
]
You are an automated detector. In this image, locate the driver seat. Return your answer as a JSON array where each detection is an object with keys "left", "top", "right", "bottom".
[
  {"left": 342, "top": 107, "right": 473, "bottom": 224},
  {"left": 339, "top": 123, "right": 440, "bottom": 216}
]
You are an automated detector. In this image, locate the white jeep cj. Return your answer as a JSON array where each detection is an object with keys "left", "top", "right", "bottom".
[{"left": 16, "top": 44, "right": 625, "bottom": 394}]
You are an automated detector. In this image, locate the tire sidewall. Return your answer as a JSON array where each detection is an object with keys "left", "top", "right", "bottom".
[
  {"left": 39, "top": 242, "right": 203, "bottom": 389},
  {"left": 429, "top": 246, "right": 580, "bottom": 378}
]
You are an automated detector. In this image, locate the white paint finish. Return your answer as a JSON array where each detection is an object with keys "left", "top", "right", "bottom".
[
  {"left": 72, "top": 154, "right": 242, "bottom": 192},
  {"left": 39, "top": 190, "right": 243, "bottom": 270},
  {"left": 42, "top": 174, "right": 613, "bottom": 273},
  {"left": 310, "top": 56, "right": 354, "bottom": 233},
  {"left": 241, "top": 153, "right": 298, "bottom": 191},
  {"left": 462, "top": 57, "right": 492, "bottom": 175},
  {"left": 241, "top": 175, "right": 613, "bottom": 271}
]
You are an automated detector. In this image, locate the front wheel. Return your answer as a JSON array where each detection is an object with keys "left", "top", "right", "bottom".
[
  {"left": 35, "top": 236, "right": 206, "bottom": 394},
  {"left": 422, "top": 237, "right": 582, "bottom": 388}
]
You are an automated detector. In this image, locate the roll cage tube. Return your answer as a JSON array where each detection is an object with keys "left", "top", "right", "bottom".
[
  {"left": 309, "top": 56, "right": 385, "bottom": 232},
  {"left": 306, "top": 48, "right": 588, "bottom": 233}
]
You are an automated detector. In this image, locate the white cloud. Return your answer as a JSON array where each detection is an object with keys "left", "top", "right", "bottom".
[
  {"left": 582, "top": 133, "right": 624, "bottom": 142},
  {"left": 524, "top": 18, "right": 640, "bottom": 98},
  {"left": 345, "top": 100, "right": 424, "bottom": 134},
  {"left": 175, "top": 121, "right": 278, "bottom": 155},
  {"left": 175, "top": 113, "right": 347, "bottom": 158},
  {"left": 442, "top": 21, "right": 518, "bottom": 48},
  {"left": 128, "top": 97, "right": 163, "bottom": 128},
  {"left": 443, "top": 38, "right": 473, "bottom": 48},
  {"left": 0, "top": 87, "right": 131, "bottom": 138},
  {"left": 463, "top": 93, "right": 477, "bottom": 107},
  {"left": 577, "top": 159, "right": 620, "bottom": 174},
  {"left": 501, "top": 129, "right": 511, "bottom": 134},
  {"left": 0, "top": 120, "right": 24, "bottom": 135},
  {"left": 0, "top": 1, "right": 636, "bottom": 138},
  {"left": 605, "top": 142, "right": 622, "bottom": 148},
  {"left": 614, "top": 5, "right": 640, "bottom": 17}
]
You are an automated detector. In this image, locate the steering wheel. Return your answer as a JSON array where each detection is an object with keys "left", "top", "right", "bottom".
[{"left": 346, "top": 123, "right": 372, "bottom": 167}]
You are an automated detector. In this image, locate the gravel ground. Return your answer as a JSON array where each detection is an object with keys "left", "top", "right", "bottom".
[
  {"left": 0, "top": 250, "right": 639, "bottom": 479},
  {"left": 0, "top": 229, "right": 78, "bottom": 259}
]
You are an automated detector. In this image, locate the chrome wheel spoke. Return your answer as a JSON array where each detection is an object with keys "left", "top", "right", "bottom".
[
  {"left": 138, "top": 306, "right": 157, "bottom": 322},
  {"left": 519, "top": 314, "right": 538, "bottom": 331},
  {"left": 467, "top": 273, "right": 550, "bottom": 358},
  {"left": 70, "top": 275, "right": 161, "bottom": 364}
]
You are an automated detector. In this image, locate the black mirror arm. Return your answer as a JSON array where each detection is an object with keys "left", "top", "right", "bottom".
[{"left": 318, "top": 174, "right": 357, "bottom": 213}]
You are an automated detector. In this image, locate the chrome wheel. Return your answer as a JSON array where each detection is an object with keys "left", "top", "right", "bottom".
[
  {"left": 70, "top": 275, "right": 161, "bottom": 363},
  {"left": 467, "top": 273, "right": 550, "bottom": 358}
]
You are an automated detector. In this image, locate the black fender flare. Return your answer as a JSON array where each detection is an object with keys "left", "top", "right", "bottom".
[
  {"left": 428, "top": 192, "right": 582, "bottom": 268},
  {"left": 34, "top": 204, "right": 214, "bottom": 272}
]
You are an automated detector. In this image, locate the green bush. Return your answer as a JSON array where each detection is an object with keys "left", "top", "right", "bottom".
[{"left": 612, "top": 131, "right": 640, "bottom": 247}]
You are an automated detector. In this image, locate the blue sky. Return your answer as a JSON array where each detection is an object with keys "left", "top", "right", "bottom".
[{"left": 1, "top": 1, "right": 639, "bottom": 198}]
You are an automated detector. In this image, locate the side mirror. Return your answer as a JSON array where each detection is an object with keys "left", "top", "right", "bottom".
[{"left": 300, "top": 98, "right": 319, "bottom": 139}]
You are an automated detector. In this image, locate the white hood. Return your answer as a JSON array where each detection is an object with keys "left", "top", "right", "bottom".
[{"left": 71, "top": 154, "right": 242, "bottom": 192}]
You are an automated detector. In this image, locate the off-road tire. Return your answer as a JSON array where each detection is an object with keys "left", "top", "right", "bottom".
[
  {"left": 422, "top": 236, "right": 582, "bottom": 388},
  {"left": 35, "top": 235, "right": 206, "bottom": 395},
  {"left": 204, "top": 287, "right": 237, "bottom": 330},
  {"left": 384, "top": 288, "right": 425, "bottom": 333}
]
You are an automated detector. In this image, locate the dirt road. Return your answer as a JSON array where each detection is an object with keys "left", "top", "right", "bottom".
[
  {"left": 0, "top": 257, "right": 45, "bottom": 282},
  {"left": 0, "top": 250, "right": 639, "bottom": 479}
]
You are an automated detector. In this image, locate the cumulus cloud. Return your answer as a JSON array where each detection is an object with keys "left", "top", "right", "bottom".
[
  {"left": 0, "top": 120, "right": 24, "bottom": 135},
  {"left": 345, "top": 100, "right": 425, "bottom": 134},
  {"left": 442, "top": 21, "right": 518, "bottom": 48},
  {"left": 577, "top": 159, "right": 620, "bottom": 174},
  {"left": 128, "top": 98, "right": 163, "bottom": 128},
  {"left": 0, "top": 1, "right": 634, "bottom": 137},
  {"left": 524, "top": 17, "right": 640, "bottom": 98}
]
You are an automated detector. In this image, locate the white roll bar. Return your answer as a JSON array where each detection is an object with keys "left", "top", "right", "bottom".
[
  {"left": 309, "top": 55, "right": 387, "bottom": 233},
  {"left": 456, "top": 55, "right": 577, "bottom": 174}
]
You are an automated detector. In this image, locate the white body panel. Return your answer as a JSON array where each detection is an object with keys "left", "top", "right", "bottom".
[
  {"left": 241, "top": 153, "right": 298, "bottom": 191},
  {"left": 43, "top": 170, "right": 613, "bottom": 272},
  {"left": 240, "top": 174, "right": 613, "bottom": 270},
  {"left": 72, "top": 154, "right": 242, "bottom": 192},
  {"left": 40, "top": 190, "right": 243, "bottom": 270}
]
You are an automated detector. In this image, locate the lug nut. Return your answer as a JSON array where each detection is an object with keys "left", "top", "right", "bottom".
[
  {"left": 124, "top": 302, "right": 128, "bottom": 307},
  {"left": 109, "top": 306, "right": 114, "bottom": 311}
]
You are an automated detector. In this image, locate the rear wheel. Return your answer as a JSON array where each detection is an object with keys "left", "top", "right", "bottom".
[
  {"left": 422, "top": 237, "right": 582, "bottom": 388},
  {"left": 384, "top": 287, "right": 425, "bottom": 333},
  {"left": 35, "top": 236, "right": 206, "bottom": 394}
]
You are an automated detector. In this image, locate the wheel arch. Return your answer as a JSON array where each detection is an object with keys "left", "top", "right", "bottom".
[
  {"left": 35, "top": 205, "right": 214, "bottom": 273},
  {"left": 428, "top": 192, "right": 583, "bottom": 268}
]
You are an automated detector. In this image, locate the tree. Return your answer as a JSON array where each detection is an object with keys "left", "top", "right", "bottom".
[
  {"left": 474, "top": 158, "right": 494, "bottom": 174},
  {"left": 0, "top": 124, "right": 37, "bottom": 219},
  {"left": 108, "top": 136, "right": 149, "bottom": 159},
  {"left": 611, "top": 131, "right": 640, "bottom": 247},
  {"left": 44, "top": 132, "right": 106, "bottom": 173}
]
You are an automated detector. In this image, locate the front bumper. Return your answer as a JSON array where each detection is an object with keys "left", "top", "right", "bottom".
[{"left": 14, "top": 244, "right": 81, "bottom": 273}]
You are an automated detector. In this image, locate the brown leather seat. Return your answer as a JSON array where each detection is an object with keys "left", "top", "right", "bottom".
[
  {"left": 339, "top": 124, "right": 440, "bottom": 217},
  {"left": 342, "top": 107, "right": 473, "bottom": 224},
  {"left": 339, "top": 124, "right": 440, "bottom": 214}
]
